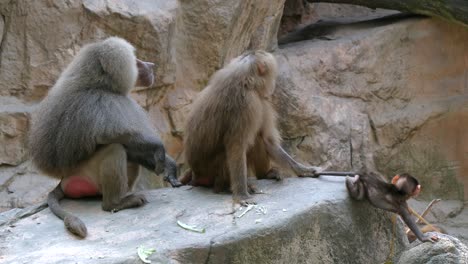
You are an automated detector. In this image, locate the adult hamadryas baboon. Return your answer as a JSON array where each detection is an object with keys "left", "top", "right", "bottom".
[
  {"left": 182, "top": 50, "right": 323, "bottom": 205},
  {"left": 29, "top": 37, "right": 181, "bottom": 238}
]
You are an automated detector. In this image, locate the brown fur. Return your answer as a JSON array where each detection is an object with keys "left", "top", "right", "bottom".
[
  {"left": 346, "top": 172, "right": 438, "bottom": 243},
  {"left": 183, "top": 50, "right": 321, "bottom": 203}
]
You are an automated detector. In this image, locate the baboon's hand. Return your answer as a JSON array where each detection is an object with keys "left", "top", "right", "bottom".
[
  {"left": 240, "top": 199, "right": 257, "bottom": 207},
  {"left": 297, "top": 166, "right": 323, "bottom": 178},
  {"left": 165, "top": 176, "right": 182, "bottom": 187},
  {"left": 234, "top": 194, "right": 257, "bottom": 207},
  {"left": 109, "top": 193, "right": 148, "bottom": 213},
  {"left": 265, "top": 168, "right": 283, "bottom": 181},
  {"left": 422, "top": 234, "right": 439, "bottom": 243},
  {"left": 163, "top": 155, "right": 182, "bottom": 187},
  {"left": 345, "top": 175, "right": 360, "bottom": 185}
]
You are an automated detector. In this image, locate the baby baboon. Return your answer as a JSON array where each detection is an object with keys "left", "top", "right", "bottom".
[
  {"left": 345, "top": 172, "right": 439, "bottom": 243},
  {"left": 29, "top": 37, "right": 181, "bottom": 238},
  {"left": 183, "top": 50, "right": 322, "bottom": 204}
]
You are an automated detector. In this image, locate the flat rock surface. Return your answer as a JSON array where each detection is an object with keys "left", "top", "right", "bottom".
[{"left": 0, "top": 177, "right": 408, "bottom": 264}]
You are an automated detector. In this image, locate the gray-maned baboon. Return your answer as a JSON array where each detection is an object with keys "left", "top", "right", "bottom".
[
  {"left": 29, "top": 37, "right": 181, "bottom": 238},
  {"left": 182, "top": 50, "right": 323, "bottom": 204}
]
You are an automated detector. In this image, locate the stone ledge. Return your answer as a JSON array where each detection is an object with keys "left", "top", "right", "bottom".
[{"left": 0, "top": 177, "right": 408, "bottom": 263}]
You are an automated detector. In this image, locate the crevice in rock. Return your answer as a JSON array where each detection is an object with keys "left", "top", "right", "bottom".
[
  {"left": 349, "top": 137, "right": 353, "bottom": 169},
  {"left": 387, "top": 111, "right": 445, "bottom": 150},
  {"left": 0, "top": 167, "right": 17, "bottom": 192},
  {"left": 278, "top": 12, "right": 426, "bottom": 45},
  {"left": 324, "top": 91, "right": 371, "bottom": 102},
  {"left": 165, "top": 107, "right": 183, "bottom": 139},
  {"left": 203, "top": 229, "right": 233, "bottom": 264},
  {"left": 0, "top": 12, "right": 9, "bottom": 70},
  {"left": 367, "top": 114, "right": 379, "bottom": 145},
  {"left": 204, "top": 238, "right": 214, "bottom": 264},
  {"left": 19, "top": 10, "right": 30, "bottom": 99},
  {"left": 282, "top": 135, "right": 306, "bottom": 144},
  {"left": 448, "top": 205, "right": 464, "bottom": 219},
  {"left": 0, "top": 202, "right": 47, "bottom": 228}
]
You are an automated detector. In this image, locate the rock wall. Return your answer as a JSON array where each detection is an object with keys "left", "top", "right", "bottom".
[
  {"left": 0, "top": 0, "right": 467, "bottom": 212},
  {"left": 276, "top": 17, "right": 468, "bottom": 201}
]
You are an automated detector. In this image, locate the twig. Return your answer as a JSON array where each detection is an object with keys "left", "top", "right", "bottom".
[{"left": 416, "top": 199, "right": 441, "bottom": 224}]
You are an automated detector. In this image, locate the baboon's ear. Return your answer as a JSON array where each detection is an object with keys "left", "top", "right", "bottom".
[
  {"left": 257, "top": 62, "right": 267, "bottom": 76},
  {"left": 136, "top": 58, "right": 144, "bottom": 68},
  {"left": 391, "top": 175, "right": 400, "bottom": 185}
]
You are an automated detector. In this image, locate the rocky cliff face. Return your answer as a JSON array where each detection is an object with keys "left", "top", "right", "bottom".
[
  {"left": 0, "top": 0, "right": 467, "bottom": 211},
  {"left": 276, "top": 17, "right": 468, "bottom": 203}
]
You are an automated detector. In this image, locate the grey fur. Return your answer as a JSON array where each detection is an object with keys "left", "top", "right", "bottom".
[
  {"left": 29, "top": 37, "right": 162, "bottom": 178},
  {"left": 28, "top": 37, "right": 182, "bottom": 238}
]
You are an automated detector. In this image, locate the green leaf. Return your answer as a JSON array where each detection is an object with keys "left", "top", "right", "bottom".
[
  {"left": 177, "top": 220, "right": 206, "bottom": 233},
  {"left": 137, "top": 245, "right": 156, "bottom": 264}
]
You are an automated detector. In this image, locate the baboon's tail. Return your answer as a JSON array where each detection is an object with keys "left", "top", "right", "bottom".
[
  {"left": 315, "top": 171, "right": 358, "bottom": 176},
  {"left": 47, "top": 184, "right": 88, "bottom": 238}
]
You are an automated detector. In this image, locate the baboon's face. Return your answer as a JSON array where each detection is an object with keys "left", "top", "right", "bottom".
[{"left": 135, "top": 59, "right": 155, "bottom": 87}]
